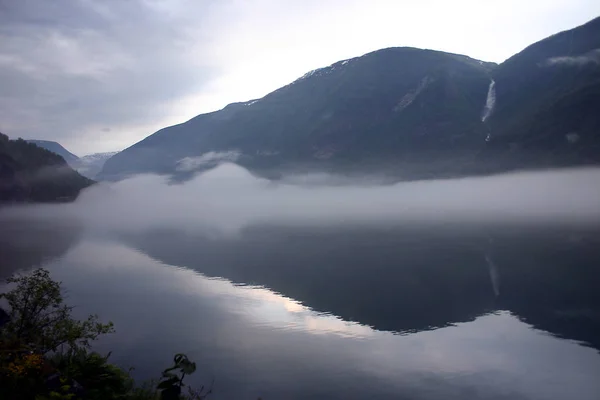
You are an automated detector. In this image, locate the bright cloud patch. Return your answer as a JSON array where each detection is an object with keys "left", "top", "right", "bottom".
[{"left": 175, "top": 151, "right": 241, "bottom": 172}]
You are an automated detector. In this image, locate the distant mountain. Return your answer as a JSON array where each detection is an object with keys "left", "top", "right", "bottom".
[
  {"left": 101, "top": 17, "right": 600, "bottom": 180},
  {"left": 26, "top": 140, "right": 79, "bottom": 165},
  {"left": 0, "top": 133, "right": 92, "bottom": 203},
  {"left": 25, "top": 140, "right": 118, "bottom": 179},
  {"left": 72, "top": 152, "right": 119, "bottom": 179}
]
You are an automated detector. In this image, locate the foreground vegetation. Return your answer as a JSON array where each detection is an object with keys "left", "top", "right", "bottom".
[{"left": 0, "top": 269, "right": 213, "bottom": 400}]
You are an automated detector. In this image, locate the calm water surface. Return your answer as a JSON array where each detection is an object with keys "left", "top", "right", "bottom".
[{"left": 1, "top": 220, "right": 600, "bottom": 399}]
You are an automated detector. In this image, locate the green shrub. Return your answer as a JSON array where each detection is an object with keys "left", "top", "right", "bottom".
[
  {"left": 0, "top": 268, "right": 114, "bottom": 356},
  {"left": 0, "top": 269, "right": 214, "bottom": 400}
]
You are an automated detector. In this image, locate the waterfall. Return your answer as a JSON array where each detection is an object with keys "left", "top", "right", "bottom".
[{"left": 481, "top": 79, "right": 496, "bottom": 122}]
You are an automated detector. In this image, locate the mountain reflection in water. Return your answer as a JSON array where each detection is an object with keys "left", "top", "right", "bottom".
[
  {"left": 121, "top": 224, "right": 600, "bottom": 349},
  {"left": 2, "top": 219, "right": 600, "bottom": 399}
]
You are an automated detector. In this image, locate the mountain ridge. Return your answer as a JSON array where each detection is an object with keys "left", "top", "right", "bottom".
[
  {"left": 101, "top": 46, "right": 496, "bottom": 179},
  {"left": 92, "top": 16, "right": 600, "bottom": 180},
  {"left": 26, "top": 140, "right": 79, "bottom": 165}
]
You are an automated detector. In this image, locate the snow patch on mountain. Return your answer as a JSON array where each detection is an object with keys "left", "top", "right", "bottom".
[
  {"left": 293, "top": 58, "right": 356, "bottom": 84},
  {"left": 78, "top": 152, "right": 119, "bottom": 164},
  {"left": 73, "top": 151, "right": 119, "bottom": 179}
]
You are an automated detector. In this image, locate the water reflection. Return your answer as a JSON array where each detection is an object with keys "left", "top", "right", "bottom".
[
  {"left": 122, "top": 225, "right": 496, "bottom": 333},
  {"left": 121, "top": 224, "right": 600, "bottom": 350},
  {"left": 42, "top": 238, "right": 600, "bottom": 400},
  {"left": 0, "top": 215, "right": 81, "bottom": 279},
  {"left": 2, "top": 219, "right": 600, "bottom": 399}
]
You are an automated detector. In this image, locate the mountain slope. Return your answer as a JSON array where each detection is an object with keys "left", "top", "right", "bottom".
[
  {"left": 101, "top": 17, "right": 600, "bottom": 180},
  {"left": 0, "top": 133, "right": 92, "bottom": 203},
  {"left": 26, "top": 140, "right": 79, "bottom": 165},
  {"left": 101, "top": 48, "right": 495, "bottom": 179},
  {"left": 481, "top": 16, "right": 600, "bottom": 170}
]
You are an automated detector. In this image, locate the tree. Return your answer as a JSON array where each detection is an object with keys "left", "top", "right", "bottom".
[
  {"left": 0, "top": 269, "right": 114, "bottom": 356},
  {"left": 0, "top": 269, "right": 218, "bottom": 400}
]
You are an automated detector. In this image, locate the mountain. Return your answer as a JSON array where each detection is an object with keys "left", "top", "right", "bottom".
[
  {"left": 25, "top": 140, "right": 119, "bottom": 179},
  {"left": 480, "top": 16, "right": 600, "bottom": 172},
  {"left": 101, "top": 17, "right": 600, "bottom": 180},
  {"left": 0, "top": 133, "right": 93, "bottom": 203},
  {"left": 72, "top": 152, "right": 119, "bottom": 179},
  {"left": 102, "top": 48, "right": 495, "bottom": 179},
  {"left": 26, "top": 140, "right": 79, "bottom": 165}
]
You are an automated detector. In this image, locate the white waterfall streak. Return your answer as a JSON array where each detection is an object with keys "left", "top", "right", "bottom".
[
  {"left": 481, "top": 80, "right": 496, "bottom": 122},
  {"left": 485, "top": 253, "right": 500, "bottom": 297}
]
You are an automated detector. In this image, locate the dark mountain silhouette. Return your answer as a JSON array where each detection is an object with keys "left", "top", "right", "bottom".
[
  {"left": 26, "top": 139, "right": 79, "bottom": 165},
  {"left": 0, "top": 133, "right": 93, "bottom": 203},
  {"left": 101, "top": 17, "right": 600, "bottom": 180}
]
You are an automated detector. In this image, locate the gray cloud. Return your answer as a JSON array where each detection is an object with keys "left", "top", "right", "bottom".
[{"left": 0, "top": 0, "right": 218, "bottom": 152}]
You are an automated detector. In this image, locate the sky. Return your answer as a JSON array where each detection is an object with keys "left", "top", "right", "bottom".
[{"left": 0, "top": 0, "right": 599, "bottom": 155}]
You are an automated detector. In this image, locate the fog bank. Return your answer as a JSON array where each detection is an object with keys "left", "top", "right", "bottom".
[{"left": 2, "top": 164, "right": 600, "bottom": 233}]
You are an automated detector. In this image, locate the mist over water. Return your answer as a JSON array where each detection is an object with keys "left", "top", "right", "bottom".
[
  {"left": 3, "top": 164, "right": 600, "bottom": 234},
  {"left": 3, "top": 165, "right": 600, "bottom": 399}
]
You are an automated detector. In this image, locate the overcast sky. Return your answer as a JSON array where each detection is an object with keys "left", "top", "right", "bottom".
[{"left": 1, "top": 0, "right": 598, "bottom": 155}]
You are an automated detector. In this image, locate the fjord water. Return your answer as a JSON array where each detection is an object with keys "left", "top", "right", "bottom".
[
  {"left": 2, "top": 219, "right": 600, "bottom": 400},
  {"left": 2, "top": 166, "right": 600, "bottom": 399}
]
